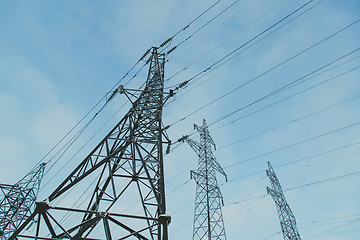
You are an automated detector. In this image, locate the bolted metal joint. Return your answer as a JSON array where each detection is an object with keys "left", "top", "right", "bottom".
[
  {"left": 98, "top": 212, "right": 109, "bottom": 218},
  {"left": 158, "top": 214, "right": 171, "bottom": 225},
  {"left": 35, "top": 199, "right": 50, "bottom": 213}
]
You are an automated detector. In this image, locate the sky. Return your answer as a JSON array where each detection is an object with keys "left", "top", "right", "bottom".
[{"left": 0, "top": 0, "right": 360, "bottom": 239}]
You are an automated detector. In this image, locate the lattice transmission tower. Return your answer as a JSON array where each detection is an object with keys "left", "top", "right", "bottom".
[
  {"left": 0, "top": 163, "right": 46, "bottom": 239},
  {"left": 266, "top": 161, "right": 301, "bottom": 240},
  {"left": 10, "top": 47, "right": 173, "bottom": 240},
  {"left": 182, "top": 119, "right": 227, "bottom": 240}
]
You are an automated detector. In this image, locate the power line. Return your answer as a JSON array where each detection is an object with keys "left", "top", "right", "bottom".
[
  {"left": 168, "top": 19, "right": 360, "bottom": 128},
  {"left": 227, "top": 141, "right": 360, "bottom": 183},
  {"left": 165, "top": 0, "right": 263, "bottom": 83},
  {"left": 167, "top": 0, "right": 325, "bottom": 88},
  {"left": 225, "top": 169, "right": 360, "bottom": 206},
  {"left": 169, "top": 46, "right": 360, "bottom": 152},
  {"left": 305, "top": 218, "right": 360, "bottom": 239},
  {"left": 164, "top": 0, "right": 242, "bottom": 56},
  {"left": 261, "top": 231, "right": 282, "bottom": 240},
  {"left": 262, "top": 215, "right": 360, "bottom": 240},
  {"left": 224, "top": 177, "right": 267, "bottom": 203},
  {"left": 285, "top": 170, "right": 360, "bottom": 192},
  {"left": 174, "top": 0, "right": 339, "bottom": 100},
  {"left": 278, "top": 142, "right": 360, "bottom": 168},
  {"left": 161, "top": 0, "right": 223, "bottom": 47},
  {"left": 298, "top": 214, "right": 360, "bottom": 228},
  {"left": 170, "top": 0, "right": 324, "bottom": 91},
  {"left": 165, "top": 0, "right": 255, "bottom": 65},
  {"left": 216, "top": 70, "right": 360, "bottom": 149},
  {"left": 224, "top": 120, "right": 360, "bottom": 168},
  {"left": 211, "top": 56, "right": 360, "bottom": 134},
  {"left": 166, "top": 179, "right": 191, "bottom": 197},
  {"left": 206, "top": 45, "right": 360, "bottom": 128}
]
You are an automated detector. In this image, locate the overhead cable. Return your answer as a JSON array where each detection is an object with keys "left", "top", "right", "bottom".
[
  {"left": 224, "top": 121, "right": 360, "bottom": 168},
  {"left": 160, "top": 0, "right": 223, "bottom": 48},
  {"left": 215, "top": 67, "right": 360, "bottom": 149},
  {"left": 166, "top": 0, "right": 323, "bottom": 86},
  {"left": 169, "top": 19, "right": 360, "bottom": 128},
  {"left": 225, "top": 169, "right": 360, "bottom": 206},
  {"left": 164, "top": 0, "right": 242, "bottom": 55},
  {"left": 170, "top": 0, "right": 323, "bottom": 91},
  {"left": 169, "top": 46, "right": 360, "bottom": 150}
]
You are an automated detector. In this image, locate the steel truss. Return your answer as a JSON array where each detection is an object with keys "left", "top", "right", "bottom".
[
  {"left": 10, "top": 47, "right": 172, "bottom": 240},
  {"left": 266, "top": 162, "right": 301, "bottom": 240},
  {"left": 183, "top": 119, "right": 227, "bottom": 240},
  {"left": 0, "top": 163, "right": 46, "bottom": 239}
]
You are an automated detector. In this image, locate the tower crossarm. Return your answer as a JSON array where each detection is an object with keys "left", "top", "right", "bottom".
[
  {"left": 209, "top": 155, "right": 227, "bottom": 181},
  {"left": 185, "top": 137, "right": 202, "bottom": 157},
  {"left": 191, "top": 170, "right": 224, "bottom": 203},
  {"left": 183, "top": 121, "right": 227, "bottom": 182},
  {"left": 193, "top": 121, "right": 216, "bottom": 150}
]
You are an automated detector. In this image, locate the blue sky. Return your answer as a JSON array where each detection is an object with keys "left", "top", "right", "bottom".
[{"left": 1, "top": 0, "right": 360, "bottom": 239}]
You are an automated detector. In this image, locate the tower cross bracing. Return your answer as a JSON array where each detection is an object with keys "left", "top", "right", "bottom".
[
  {"left": 9, "top": 47, "right": 172, "bottom": 240},
  {"left": 266, "top": 162, "right": 301, "bottom": 240},
  {"left": 0, "top": 163, "right": 46, "bottom": 240},
  {"left": 183, "top": 119, "right": 227, "bottom": 240}
]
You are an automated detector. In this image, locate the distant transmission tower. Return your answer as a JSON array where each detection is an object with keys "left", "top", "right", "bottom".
[
  {"left": 266, "top": 161, "right": 301, "bottom": 240},
  {"left": 10, "top": 47, "right": 173, "bottom": 240},
  {"left": 0, "top": 163, "right": 46, "bottom": 239},
  {"left": 182, "top": 119, "right": 227, "bottom": 240}
]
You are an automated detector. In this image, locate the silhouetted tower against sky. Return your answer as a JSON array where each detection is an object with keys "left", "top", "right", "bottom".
[
  {"left": 10, "top": 47, "right": 173, "bottom": 240},
  {"left": 183, "top": 119, "right": 227, "bottom": 240},
  {"left": 266, "top": 162, "right": 301, "bottom": 240},
  {"left": 0, "top": 163, "right": 45, "bottom": 239}
]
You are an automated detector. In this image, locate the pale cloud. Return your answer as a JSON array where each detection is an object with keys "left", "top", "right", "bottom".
[
  {"left": 0, "top": 92, "right": 22, "bottom": 135},
  {"left": 0, "top": 136, "right": 28, "bottom": 183},
  {"left": 15, "top": 67, "right": 58, "bottom": 105},
  {"left": 29, "top": 105, "right": 77, "bottom": 150},
  {"left": 0, "top": 61, "right": 78, "bottom": 183}
]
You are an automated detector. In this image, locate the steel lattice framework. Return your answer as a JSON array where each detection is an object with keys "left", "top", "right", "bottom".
[
  {"left": 0, "top": 163, "right": 46, "bottom": 239},
  {"left": 183, "top": 119, "right": 227, "bottom": 240},
  {"left": 266, "top": 162, "right": 301, "bottom": 240},
  {"left": 9, "top": 47, "right": 172, "bottom": 240}
]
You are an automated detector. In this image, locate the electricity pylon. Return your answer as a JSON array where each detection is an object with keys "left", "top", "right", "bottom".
[
  {"left": 266, "top": 161, "right": 301, "bottom": 240},
  {"left": 0, "top": 163, "right": 46, "bottom": 239},
  {"left": 182, "top": 119, "right": 227, "bottom": 240},
  {"left": 10, "top": 47, "right": 172, "bottom": 240}
]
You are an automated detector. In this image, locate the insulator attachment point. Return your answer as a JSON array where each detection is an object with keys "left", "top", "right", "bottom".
[
  {"left": 35, "top": 200, "right": 50, "bottom": 212},
  {"left": 118, "top": 85, "right": 125, "bottom": 94},
  {"left": 159, "top": 214, "right": 171, "bottom": 225}
]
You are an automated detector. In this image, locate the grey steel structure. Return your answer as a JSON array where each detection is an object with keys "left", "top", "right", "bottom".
[
  {"left": 183, "top": 119, "right": 227, "bottom": 240},
  {"left": 0, "top": 163, "right": 46, "bottom": 239},
  {"left": 9, "top": 47, "right": 172, "bottom": 240},
  {"left": 266, "top": 161, "right": 301, "bottom": 240}
]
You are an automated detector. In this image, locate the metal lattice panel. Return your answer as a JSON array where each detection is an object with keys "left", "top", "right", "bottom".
[
  {"left": 183, "top": 119, "right": 227, "bottom": 240},
  {"left": 0, "top": 163, "right": 45, "bottom": 240},
  {"left": 9, "top": 47, "right": 172, "bottom": 240},
  {"left": 266, "top": 162, "right": 301, "bottom": 240}
]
